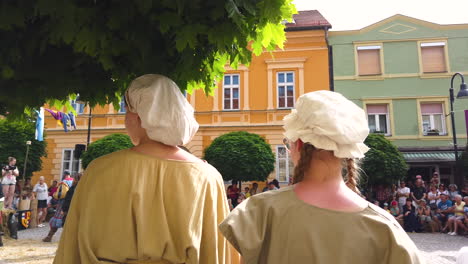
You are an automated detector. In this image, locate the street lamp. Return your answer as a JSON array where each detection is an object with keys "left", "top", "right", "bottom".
[
  {"left": 22, "top": 141, "right": 32, "bottom": 180},
  {"left": 449, "top": 72, "right": 468, "bottom": 187}
]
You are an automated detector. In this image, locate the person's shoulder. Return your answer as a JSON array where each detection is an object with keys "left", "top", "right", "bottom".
[
  {"left": 366, "top": 203, "right": 406, "bottom": 229},
  {"left": 242, "top": 186, "right": 293, "bottom": 208}
]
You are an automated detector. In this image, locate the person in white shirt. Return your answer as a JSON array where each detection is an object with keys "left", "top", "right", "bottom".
[
  {"left": 1, "top": 157, "right": 19, "bottom": 209},
  {"left": 33, "top": 176, "right": 48, "bottom": 227},
  {"left": 397, "top": 181, "right": 411, "bottom": 211}
]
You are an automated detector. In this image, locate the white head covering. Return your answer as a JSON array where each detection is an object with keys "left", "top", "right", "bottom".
[
  {"left": 283, "top": 91, "right": 369, "bottom": 159},
  {"left": 125, "top": 74, "right": 199, "bottom": 146}
]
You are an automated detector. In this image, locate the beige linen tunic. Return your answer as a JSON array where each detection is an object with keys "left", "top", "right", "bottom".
[
  {"left": 219, "top": 186, "right": 424, "bottom": 264},
  {"left": 54, "top": 149, "right": 231, "bottom": 264}
]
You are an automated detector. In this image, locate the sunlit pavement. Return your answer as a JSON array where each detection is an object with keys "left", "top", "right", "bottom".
[{"left": 0, "top": 226, "right": 466, "bottom": 263}]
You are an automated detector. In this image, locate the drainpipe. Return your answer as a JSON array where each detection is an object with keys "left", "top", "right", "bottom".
[{"left": 325, "top": 28, "right": 334, "bottom": 91}]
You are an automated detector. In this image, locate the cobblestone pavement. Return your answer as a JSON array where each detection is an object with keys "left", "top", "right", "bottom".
[
  {"left": 0, "top": 226, "right": 466, "bottom": 263},
  {"left": 408, "top": 233, "right": 468, "bottom": 264},
  {"left": 0, "top": 225, "right": 61, "bottom": 264}
]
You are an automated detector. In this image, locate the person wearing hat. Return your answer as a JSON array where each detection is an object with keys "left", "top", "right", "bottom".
[
  {"left": 219, "top": 91, "right": 422, "bottom": 264},
  {"left": 54, "top": 75, "right": 232, "bottom": 263}
]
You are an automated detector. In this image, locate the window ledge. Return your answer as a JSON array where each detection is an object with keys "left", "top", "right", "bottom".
[
  {"left": 356, "top": 75, "right": 385, "bottom": 81},
  {"left": 419, "top": 72, "right": 450, "bottom": 79},
  {"left": 222, "top": 109, "right": 241, "bottom": 112}
]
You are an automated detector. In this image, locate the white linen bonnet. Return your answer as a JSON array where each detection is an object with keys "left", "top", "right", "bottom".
[
  {"left": 125, "top": 74, "right": 199, "bottom": 146},
  {"left": 283, "top": 90, "right": 370, "bottom": 159}
]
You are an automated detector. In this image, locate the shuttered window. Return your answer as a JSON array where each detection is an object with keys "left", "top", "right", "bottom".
[
  {"left": 421, "top": 42, "right": 447, "bottom": 73},
  {"left": 357, "top": 46, "right": 381, "bottom": 76}
]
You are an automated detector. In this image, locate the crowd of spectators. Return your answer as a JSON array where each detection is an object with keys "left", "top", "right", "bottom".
[
  {"left": 368, "top": 172, "right": 468, "bottom": 236},
  {"left": 226, "top": 179, "right": 280, "bottom": 210}
]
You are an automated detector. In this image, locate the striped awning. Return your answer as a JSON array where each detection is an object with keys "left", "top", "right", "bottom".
[{"left": 402, "top": 152, "right": 456, "bottom": 163}]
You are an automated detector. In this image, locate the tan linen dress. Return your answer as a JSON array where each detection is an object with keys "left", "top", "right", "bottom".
[
  {"left": 219, "top": 186, "right": 424, "bottom": 264},
  {"left": 54, "top": 149, "right": 232, "bottom": 264}
]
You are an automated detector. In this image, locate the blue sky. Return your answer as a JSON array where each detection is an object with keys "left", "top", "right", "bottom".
[{"left": 293, "top": 0, "right": 468, "bottom": 31}]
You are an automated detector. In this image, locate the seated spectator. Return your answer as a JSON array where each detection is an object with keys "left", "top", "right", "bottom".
[
  {"left": 403, "top": 199, "right": 421, "bottom": 232},
  {"left": 435, "top": 193, "right": 453, "bottom": 233},
  {"left": 390, "top": 201, "right": 403, "bottom": 226},
  {"left": 249, "top": 183, "right": 259, "bottom": 196},
  {"left": 446, "top": 195, "right": 466, "bottom": 236},
  {"left": 449, "top": 184, "right": 460, "bottom": 202},
  {"left": 427, "top": 184, "right": 440, "bottom": 211},
  {"left": 271, "top": 179, "right": 280, "bottom": 189},
  {"left": 461, "top": 186, "right": 468, "bottom": 198},
  {"left": 267, "top": 182, "right": 278, "bottom": 191},
  {"left": 439, "top": 184, "right": 449, "bottom": 197},
  {"left": 375, "top": 184, "right": 390, "bottom": 207},
  {"left": 242, "top": 187, "right": 251, "bottom": 199},
  {"left": 383, "top": 203, "right": 390, "bottom": 213},
  {"left": 417, "top": 200, "right": 435, "bottom": 232}
]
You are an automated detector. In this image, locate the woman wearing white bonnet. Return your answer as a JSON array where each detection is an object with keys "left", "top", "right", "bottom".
[
  {"left": 55, "top": 74, "right": 232, "bottom": 263},
  {"left": 220, "top": 91, "right": 423, "bottom": 264}
]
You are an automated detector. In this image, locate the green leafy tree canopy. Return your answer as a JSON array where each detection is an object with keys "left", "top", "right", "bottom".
[
  {"left": 0, "top": 119, "right": 47, "bottom": 179},
  {"left": 0, "top": 0, "right": 296, "bottom": 117},
  {"left": 361, "top": 134, "right": 408, "bottom": 186},
  {"left": 81, "top": 133, "right": 133, "bottom": 169},
  {"left": 204, "top": 131, "right": 275, "bottom": 182}
]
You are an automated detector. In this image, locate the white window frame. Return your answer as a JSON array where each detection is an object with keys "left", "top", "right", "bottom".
[
  {"left": 276, "top": 145, "right": 293, "bottom": 183},
  {"left": 222, "top": 74, "right": 240, "bottom": 111},
  {"left": 366, "top": 104, "right": 391, "bottom": 136},
  {"left": 421, "top": 103, "right": 447, "bottom": 136},
  {"left": 277, "top": 71, "right": 295, "bottom": 109},
  {"left": 60, "top": 149, "right": 82, "bottom": 179},
  {"left": 118, "top": 96, "right": 126, "bottom": 113},
  {"left": 70, "top": 99, "right": 85, "bottom": 115}
]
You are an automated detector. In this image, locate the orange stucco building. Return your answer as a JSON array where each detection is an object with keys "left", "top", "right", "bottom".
[{"left": 33, "top": 10, "right": 332, "bottom": 186}]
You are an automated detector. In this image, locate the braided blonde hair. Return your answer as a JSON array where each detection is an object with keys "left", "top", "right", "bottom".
[{"left": 292, "top": 144, "right": 361, "bottom": 194}]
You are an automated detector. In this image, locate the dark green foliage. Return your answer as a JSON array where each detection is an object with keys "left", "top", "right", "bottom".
[
  {"left": 204, "top": 131, "right": 275, "bottom": 182},
  {"left": 0, "top": 119, "right": 47, "bottom": 178},
  {"left": 361, "top": 134, "right": 408, "bottom": 186},
  {"left": 80, "top": 133, "right": 133, "bottom": 169},
  {"left": 0, "top": 0, "right": 296, "bottom": 117}
]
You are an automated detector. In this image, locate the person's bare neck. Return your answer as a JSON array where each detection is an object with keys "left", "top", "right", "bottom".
[
  {"left": 293, "top": 158, "right": 368, "bottom": 212},
  {"left": 131, "top": 139, "right": 201, "bottom": 162}
]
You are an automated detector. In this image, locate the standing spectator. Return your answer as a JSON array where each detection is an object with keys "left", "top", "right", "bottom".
[
  {"left": 397, "top": 182, "right": 411, "bottom": 211},
  {"left": 435, "top": 194, "right": 453, "bottom": 233},
  {"left": 43, "top": 173, "right": 81, "bottom": 242},
  {"left": 227, "top": 180, "right": 240, "bottom": 208},
  {"left": 62, "top": 171, "right": 74, "bottom": 187},
  {"left": 410, "top": 178, "right": 426, "bottom": 208},
  {"left": 33, "top": 176, "right": 48, "bottom": 227},
  {"left": 403, "top": 199, "right": 421, "bottom": 232},
  {"left": 390, "top": 184, "right": 398, "bottom": 202},
  {"left": 439, "top": 184, "right": 449, "bottom": 197},
  {"left": 48, "top": 180, "right": 58, "bottom": 197},
  {"left": 449, "top": 184, "right": 460, "bottom": 202},
  {"left": 446, "top": 195, "right": 466, "bottom": 236},
  {"left": 249, "top": 182, "right": 259, "bottom": 196},
  {"left": 407, "top": 180, "right": 415, "bottom": 190},
  {"left": 1, "top": 157, "right": 19, "bottom": 209},
  {"left": 375, "top": 184, "right": 390, "bottom": 207},
  {"left": 427, "top": 184, "right": 440, "bottom": 210},
  {"left": 430, "top": 172, "right": 440, "bottom": 187}
]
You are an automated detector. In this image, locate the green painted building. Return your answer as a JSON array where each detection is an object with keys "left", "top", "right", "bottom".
[{"left": 329, "top": 15, "right": 468, "bottom": 184}]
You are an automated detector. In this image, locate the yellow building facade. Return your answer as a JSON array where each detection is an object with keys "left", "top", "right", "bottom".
[{"left": 33, "top": 10, "right": 332, "bottom": 186}]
